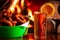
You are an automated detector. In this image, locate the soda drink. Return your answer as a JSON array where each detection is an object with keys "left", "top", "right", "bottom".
[{"left": 34, "top": 12, "right": 46, "bottom": 40}]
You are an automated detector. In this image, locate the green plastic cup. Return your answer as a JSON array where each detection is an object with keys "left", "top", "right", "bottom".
[{"left": 0, "top": 21, "right": 29, "bottom": 38}]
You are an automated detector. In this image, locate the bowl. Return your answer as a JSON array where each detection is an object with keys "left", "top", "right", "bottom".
[{"left": 0, "top": 21, "right": 29, "bottom": 38}]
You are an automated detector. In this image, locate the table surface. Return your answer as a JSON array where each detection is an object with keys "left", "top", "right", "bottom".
[
  {"left": 0, "top": 33, "right": 60, "bottom": 40},
  {"left": 23, "top": 33, "right": 60, "bottom": 40}
]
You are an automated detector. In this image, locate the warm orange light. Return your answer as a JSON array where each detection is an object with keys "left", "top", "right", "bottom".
[
  {"left": 15, "top": 5, "right": 21, "bottom": 13},
  {"left": 9, "top": 7, "right": 14, "bottom": 13},
  {"left": 27, "top": 2, "right": 31, "bottom": 6},
  {"left": 28, "top": 38, "right": 34, "bottom": 40},
  {"left": 21, "top": 0, "right": 24, "bottom": 9},
  {"left": 28, "top": 9, "right": 34, "bottom": 21},
  {"left": 40, "top": 3, "right": 55, "bottom": 17},
  {"left": 28, "top": 24, "right": 33, "bottom": 28},
  {"left": 9, "top": 0, "right": 19, "bottom": 13}
]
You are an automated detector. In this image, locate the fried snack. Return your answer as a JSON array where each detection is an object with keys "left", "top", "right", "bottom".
[
  {"left": 15, "top": 14, "right": 27, "bottom": 23},
  {"left": 0, "top": 9, "right": 28, "bottom": 26},
  {"left": 0, "top": 19, "right": 12, "bottom": 26}
]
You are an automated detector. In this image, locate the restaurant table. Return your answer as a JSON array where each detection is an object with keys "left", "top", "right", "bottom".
[
  {"left": 23, "top": 33, "right": 60, "bottom": 40},
  {"left": 0, "top": 33, "right": 60, "bottom": 40}
]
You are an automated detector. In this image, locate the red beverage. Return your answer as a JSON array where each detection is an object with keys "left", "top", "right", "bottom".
[{"left": 34, "top": 12, "right": 46, "bottom": 40}]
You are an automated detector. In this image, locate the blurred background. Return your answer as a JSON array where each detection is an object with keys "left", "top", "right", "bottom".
[{"left": 0, "top": 0, "right": 60, "bottom": 40}]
